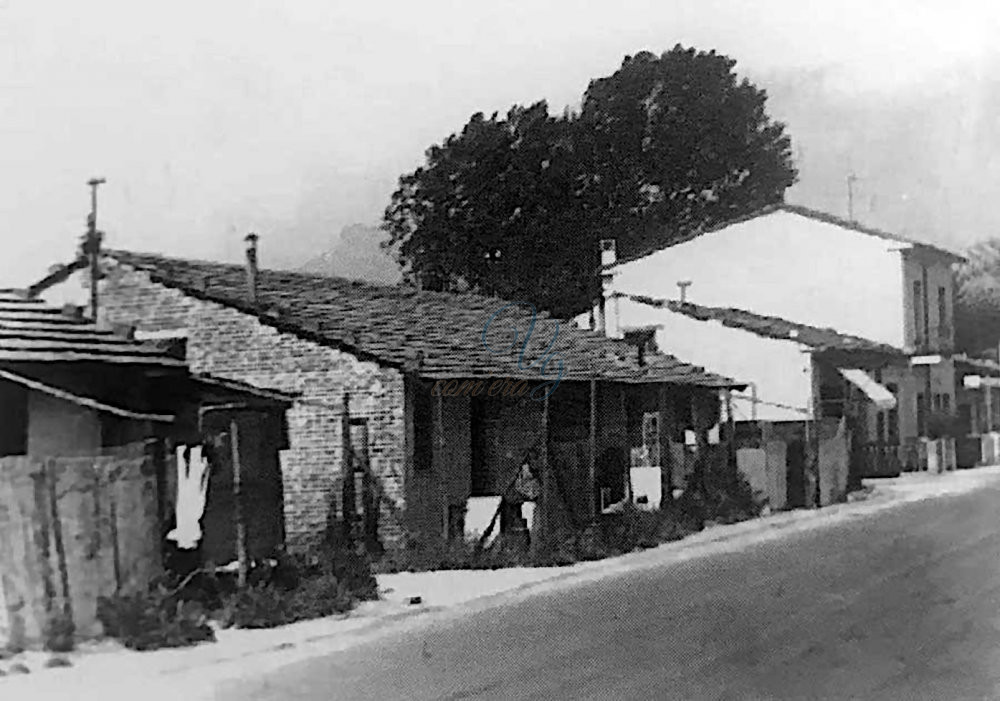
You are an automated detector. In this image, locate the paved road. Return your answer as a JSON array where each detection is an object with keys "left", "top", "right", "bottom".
[{"left": 217, "top": 483, "right": 1000, "bottom": 700}]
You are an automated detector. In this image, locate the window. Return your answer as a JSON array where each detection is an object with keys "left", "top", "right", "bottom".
[
  {"left": 414, "top": 381, "right": 434, "bottom": 471},
  {"left": 913, "top": 280, "right": 924, "bottom": 344},
  {"left": 917, "top": 392, "right": 927, "bottom": 436},
  {"left": 631, "top": 412, "right": 661, "bottom": 467},
  {"left": 470, "top": 396, "right": 491, "bottom": 495},
  {"left": 447, "top": 504, "right": 466, "bottom": 542},
  {"left": 942, "top": 393, "right": 951, "bottom": 413},
  {"left": 671, "top": 393, "right": 692, "bottom": 442},
  {"left": 876, "top": 412, "right": 886, "bottom": 444},
  {"left": 938, "top": 286, "right": 947, "bottom": 326}
]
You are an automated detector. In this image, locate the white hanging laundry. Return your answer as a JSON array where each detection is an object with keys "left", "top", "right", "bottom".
[
  {"left": 629, "top": 466, "right": 662, "bottom": 510},
  {"left": 166, "top": 445, "right": 211, "bottom": 550},
  {"left": 521, "top": 502, "right": 535, "bottom": 532},
  {"left": 464, "top": 496, "right": 502, "bottom": 546}
]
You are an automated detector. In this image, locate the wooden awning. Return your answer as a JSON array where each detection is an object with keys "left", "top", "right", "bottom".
[
  {"left": 838, "top": 368, "right": 896, "bottom": 410},
  {"left": 0, "top": 367, "right": 174, "bottom": 422}
]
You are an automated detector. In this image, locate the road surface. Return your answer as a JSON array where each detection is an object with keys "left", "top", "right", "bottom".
[{"left": 216, "top": 482, "right": 1000, "bottom": 700}]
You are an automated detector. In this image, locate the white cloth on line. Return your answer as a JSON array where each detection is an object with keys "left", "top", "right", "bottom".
[{"left": 166, "top": 444, "right": 211, "bottom": 550}]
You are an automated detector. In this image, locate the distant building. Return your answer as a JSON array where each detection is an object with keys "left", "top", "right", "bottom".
[
  {"left": 583, "top": 205, "right": 968, "bottom": 484},
  {"left": 580, "top": 293, "right": 904, "bottom": 505}
]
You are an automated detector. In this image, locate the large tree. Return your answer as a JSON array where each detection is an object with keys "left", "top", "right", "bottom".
[{"left": 383, "top": 45, "right": 797, "bottom": 318}]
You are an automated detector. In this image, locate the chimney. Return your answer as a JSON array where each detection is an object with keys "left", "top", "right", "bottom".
[
  {"left": 600, "top": 239, "right": 617, "bottom": 267},
  {"left": 244, "top": 233, "right": 259, "bottom": 305},
  {"left": 677, "top": 280, "right": 692, "bottom": 304},
  {"left": 598, "top": 239, "right": 622, "bottom": 338}
]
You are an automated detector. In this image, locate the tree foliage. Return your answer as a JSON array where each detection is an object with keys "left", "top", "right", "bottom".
[
  {"left": 383, "top": 45, "right": 797, "bottom": 317},
  {"left": 956, "top": 238, "right": 1000, "bottom": 355}
]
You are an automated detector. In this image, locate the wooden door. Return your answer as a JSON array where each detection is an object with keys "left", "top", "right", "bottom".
[{"left": 344, "top": 420, "right": 381, "bottom": 555}]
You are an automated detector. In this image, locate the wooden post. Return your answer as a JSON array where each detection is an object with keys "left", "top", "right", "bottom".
[
  {"left": 539, "top": 393, "right": 550, "bottom": 551},
  {"left": 341, "top": 393, "right": 354, "bottom": 545},
  {"left": 588, "top": 379, "right": 598, "bottom": 521},
  {"left": 658, "top": 384, "right": 674, "bottom": 506},
  {"left": 619, "top": 384, "right": 629, "bottom": 502},
  {"left": 692, "top": 393, "right": 709, "bottom": 501},
  {"left": 725, "top": 389, "right": 736, "bottom": 475},
  {"left": 435, "top": 389, "right": 446, "bottom": 540},
  {"left": 986, "top": 384, "right": 993, "bottom": 433},
  {"left": 31, "top": 466, "right": 57, "bottom": 635},
  {"left": 44, "top": 459, "right": 74, "bottom": 648},
  {"left": 229, "top": 418, "right": 248, "bottom": 589}
]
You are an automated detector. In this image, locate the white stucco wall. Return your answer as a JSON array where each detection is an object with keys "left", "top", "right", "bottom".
[
  {"left": 577, "top": 297, "right": 814, "bottom": 423},
  {"left": 609, "top": 210, "right": 908, "bottom": 349}
]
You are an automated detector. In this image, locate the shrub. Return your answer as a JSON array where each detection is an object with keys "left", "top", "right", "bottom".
[
  {"left": 376, "top": 534, "right": 531, "bottom": 573},
  {"left": 328, "top": 549, "right": 379, "bottom": 601},
  {"left": 97, "top": 578, "right": 215, "bottom": 651},
  {"left": 291, "top": 574, "right": 356, "bottom": 619},
  {"left": 44, "top": 613, "right": 75, "bottom": 653},
  {"left": 218, "top": 581, "right": 292, "bottom": 629},
  {"left": 695, "top": 454, "right": 765, "bottom": 524},
  {"left": 221, "top": 573, "right": 358, "bottom": 630},
  {"left": 534, "top": 508, "right": 696, "bottom": 566},
  {"left": 217, "top": 542, "right": 379, "bottom": 630}
]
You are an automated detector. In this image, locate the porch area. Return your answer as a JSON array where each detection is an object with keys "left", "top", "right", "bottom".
[
  {"left": 400, "top": 377, "right": 730, "bottom": 558},
  {"left": 956, "top": 356, "right": 1000, "bottom": 468}
]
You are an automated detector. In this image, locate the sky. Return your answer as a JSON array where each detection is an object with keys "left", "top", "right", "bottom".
[{"left": 3, "top": 0, "right": 1000, "bottom": 286}]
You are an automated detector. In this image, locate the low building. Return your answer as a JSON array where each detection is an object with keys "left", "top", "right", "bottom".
[
  {"left": 34, "top": 238, "right": 742, "bottom": 558},
  {"left": 578, "top": 291, "right": 905, "bottom": 508},
  {"left": 594, "top": 204, "right": 967, "bottom": 454},
  {"left": 0, "top": 289, "right": 185, "bottom": 457},
  {"left": 0, "top": 289, "right": 186, "bottom": 647},
  {"left": 955, "top": 354, "right": 1000, "bottom": 467}
]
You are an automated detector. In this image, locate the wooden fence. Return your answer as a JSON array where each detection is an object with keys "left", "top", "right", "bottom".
[{"left": 0, "top": 444, "right": 160, "bottom": 649}]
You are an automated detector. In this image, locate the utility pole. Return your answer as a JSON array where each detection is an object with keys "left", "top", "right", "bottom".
[
  {"left": 84, "top": 178, "right": 106, "bottom": 322},
  {"left": 847, "top": 173, "right": 858, "bottom": 223}
]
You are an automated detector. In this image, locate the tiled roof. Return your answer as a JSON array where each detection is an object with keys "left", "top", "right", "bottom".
[
  {"left": 605, "top": 203, "right": 966, "bottom": 269},
  {"left": 0, "top": 291, "right": 184, "bottom": 366},
  {"left": 954, "top": 354, "right": 1000, "bottom": 376},
  {"left": 620, "top": 294, "right": 903, "bottom": 355},
  {"left": 104, "top": 250, "right": 740, "bottom": 388}
]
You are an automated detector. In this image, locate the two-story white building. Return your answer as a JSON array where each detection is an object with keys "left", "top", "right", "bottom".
[{"left": 588, "top": 204, "right": 966, "bottom": 462}]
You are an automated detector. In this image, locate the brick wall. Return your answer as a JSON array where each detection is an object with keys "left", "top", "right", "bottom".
[{"left": 97, "top": 264, "right": 408, "bottom": 553}]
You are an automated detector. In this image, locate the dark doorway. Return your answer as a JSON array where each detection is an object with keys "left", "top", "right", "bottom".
[
  {"left": 343, "top": 419, "right": 382, "bottom": 557},
  {"left": 786, "top": 438, "right": 807, "bottom": 508},
  {"left": 597, "top": 445, "right": 629, "bottom": 510}
]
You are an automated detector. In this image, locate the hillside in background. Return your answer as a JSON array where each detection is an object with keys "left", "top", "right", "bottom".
[{"left": 297, "top": 224, "right": 403, "bottom": 285}]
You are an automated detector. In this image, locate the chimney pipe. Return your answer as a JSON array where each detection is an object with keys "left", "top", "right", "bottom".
[
  {"left": 598, "top": 239, "right": 621, "bottom": 338},
  {"left": 600, "top": 239, "right": 617, "bottom": 267},
  {"left": 245, "top": 233, "right": 259, "bottom": 305},
  {"left": 677, "top": 280, "right": 692, "bottom": 304}
]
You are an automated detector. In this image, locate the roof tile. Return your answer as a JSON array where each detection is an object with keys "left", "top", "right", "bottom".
[
  {"left": 106, "top": 250, "right": 739, "bottom": 388},
  {"left": 621, "top": 293, "right": 903, "bottom": 355}
]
